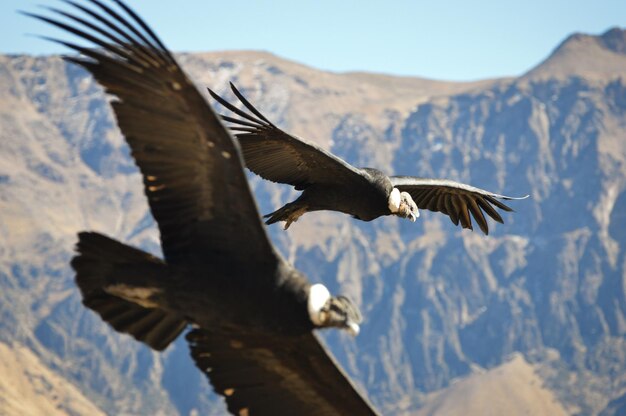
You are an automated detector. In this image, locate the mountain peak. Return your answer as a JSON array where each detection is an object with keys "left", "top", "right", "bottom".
[
  {"left": 599, "top": 27, "right": 626, "bottom": 54},
  {"left": 524, "top": 27, "right": 626, "bottom": 80}
]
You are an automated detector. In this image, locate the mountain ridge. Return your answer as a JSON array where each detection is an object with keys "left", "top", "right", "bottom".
[
  {"left": 524, "top": 27, "right": 626, "bottom": 80},
  {"left": 1, "top": 27, "right": 625, "bottom": 415}
]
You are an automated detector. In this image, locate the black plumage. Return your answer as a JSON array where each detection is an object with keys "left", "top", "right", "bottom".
[
  {"left": 27, "top": 1, "right": 379, "bottom": 415},
  {"left": 210, "top": 83, "right": 528, "bottom": 234}
]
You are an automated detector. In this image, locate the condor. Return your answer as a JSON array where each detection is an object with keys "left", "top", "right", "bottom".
[{"left": 211, "top": 83, "right": 528, "bottom": 234}]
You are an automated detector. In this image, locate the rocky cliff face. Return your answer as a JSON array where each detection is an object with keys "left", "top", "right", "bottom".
[{"left": 1, "top": 28, "right": 625, "bottom": 415}]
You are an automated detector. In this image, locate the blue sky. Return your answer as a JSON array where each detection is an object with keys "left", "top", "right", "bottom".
[{"left": 1, "top": 0, "right": 624, "bottom": 81}]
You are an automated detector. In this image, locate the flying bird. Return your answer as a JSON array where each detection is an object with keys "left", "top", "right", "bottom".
[
  {"left": 27, "top": 1, "right": 379, "bottom": 415},
  {"left": 209, "top": 84, "right": 528, "bottom": 234}
]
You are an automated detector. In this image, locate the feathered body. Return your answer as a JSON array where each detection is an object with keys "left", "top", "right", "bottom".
[{"left": 267, "top": 168, "right": 393, "bottom": 223}]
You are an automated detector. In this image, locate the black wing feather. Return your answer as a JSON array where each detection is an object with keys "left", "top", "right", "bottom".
[
  {"left": 84, "top": 294, "right": 186, "bottom": 351},
  {"left": 187, "top": 329, "right": 380, "bottom": 416},
  {"left": 209, "top": 83, "right": 371, "bottom": 189},
  {"left": 445, "top": 195, "right": 459, "bottom": 225},
  {"left": 27, "top": 1, "right": 275, "bottom": 265},
  {"left": 476, "top": 196, "right": 504, "bottom": 223},
  {"left": 210, "top": 86, "right": 272, "bottom": 127},
  {"left": 414, "top": 188, "right": 437, "bottom": 207},
  {"left": 228, "top": 81, "right": 274, "bottom": 125},
  {"left": 465, "top": 195, "right": 488, "bottom": 235},
  {"left": 457, "top": 196, "right": 473, "bottom": 230}
]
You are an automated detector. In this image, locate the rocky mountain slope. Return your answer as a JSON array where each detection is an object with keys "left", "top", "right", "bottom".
[
  {"left": 1, "top": 27, "right": 625, "bottom": 415},
  {"left": 0, "top": 342, "right": 105, "bottom": 416},
  {"left": 415, "top": 354, "right": 568, "bottom": 416}
]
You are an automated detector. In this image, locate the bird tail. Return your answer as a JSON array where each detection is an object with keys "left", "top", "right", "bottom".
[{"left": 71, "top": 232, "right": 187, "bottom": 351}]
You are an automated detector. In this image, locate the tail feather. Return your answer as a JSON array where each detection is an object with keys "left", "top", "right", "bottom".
[{"left": 72, "top": 232, "right": 187, "bottom": 351}]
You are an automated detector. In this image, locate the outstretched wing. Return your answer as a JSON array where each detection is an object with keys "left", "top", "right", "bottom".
[
  {"left": 391, "top": 176, "right": 528, "bottom": 235},
  {"left": 209, "top": 83, "right": 370, "bottom": 190},
  {"left": 27, "top": 0, "right": 276, "bottom": 265},
  {"left": 187, "top": 329, "right": 380, "bottom": 416}
]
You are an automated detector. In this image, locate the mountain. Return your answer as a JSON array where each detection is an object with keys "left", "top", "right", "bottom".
[
  {"left": 525, "top": 27, "right": 626, "bottom": 80},
  {"left": 415, "top": 354, "right": 567, "bottom": 416},
  {"left": 1, "top": 27, "right": 625, "bottom": 415},
  {"left": 0, "top": 342, "right": 105, "bottom": 416}
]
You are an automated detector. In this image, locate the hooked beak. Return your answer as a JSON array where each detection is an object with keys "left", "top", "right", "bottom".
[{"left": 398, "top": 202, "right": 419, "bottom": 222}]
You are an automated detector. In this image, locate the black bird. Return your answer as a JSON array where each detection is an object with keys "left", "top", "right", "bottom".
[
  {"left": 27, "top": 1, "right": 379, "bottom": 415},
  {"left": 210, "top": 84, "right": 528, "bottom": 234}
]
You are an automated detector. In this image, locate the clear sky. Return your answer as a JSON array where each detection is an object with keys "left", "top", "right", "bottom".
[{"left": 1, "top": 0, "right": 624, "bottom": 81}]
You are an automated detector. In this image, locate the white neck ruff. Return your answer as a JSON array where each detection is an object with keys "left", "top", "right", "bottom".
[
  {"left": 388, "top": 188, "right": 401, "bottom": 213},
  {"left": 308, "top": 284, "right": 330, "bottom": 325}
]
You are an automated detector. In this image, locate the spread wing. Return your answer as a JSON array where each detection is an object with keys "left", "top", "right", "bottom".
[
  {"left": 187, "top": 329, "right": 380, "bottom": 416},
  {"left": 391, "top": 176, "right": 529, "bottom": 235},
  {"left": 209, "top": 83, "right": 371, "bottom": 190},
  {"left": 27, "top": 0, "right": 276, "bottom": 265}
]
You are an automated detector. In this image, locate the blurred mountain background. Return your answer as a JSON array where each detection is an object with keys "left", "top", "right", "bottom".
[{"left": 0, "top": 27, "right": 625, "bottom": 415}]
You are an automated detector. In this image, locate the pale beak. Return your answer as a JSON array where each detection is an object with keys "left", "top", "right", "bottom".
[
  {"left": 347, "top": 322, "right": 360, "bottom": 336},
  {"left": 410, "top": 209, "right": 419, "bottom": 222}
]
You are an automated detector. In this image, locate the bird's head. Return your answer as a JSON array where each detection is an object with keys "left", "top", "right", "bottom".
[
  {"left": 308, "top": 284, "right": 362, "bottom": 336},
  {"left": 388, "top": 188, "right": 419, "bottom": 222},
  {"left": 398, "top": 191, "right": 419, "bottom": 222}
]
